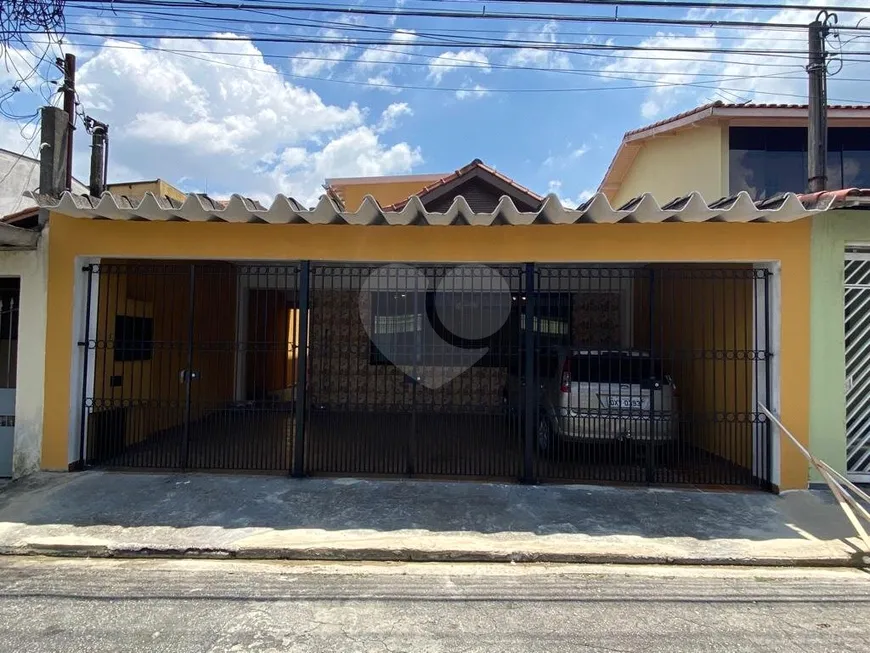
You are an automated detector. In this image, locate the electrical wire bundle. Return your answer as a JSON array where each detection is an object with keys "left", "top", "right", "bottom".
[{"left": 0, "top": 0, "right": 67, "bottom": 48}]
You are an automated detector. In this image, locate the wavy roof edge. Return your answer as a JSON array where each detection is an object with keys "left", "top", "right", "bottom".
[{"left": 26, "top": 189, "right": 847, "bottom": 225}]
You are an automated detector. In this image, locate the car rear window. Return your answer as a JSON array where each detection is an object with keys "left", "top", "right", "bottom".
[{"left": 570, "top": 353, "right": 663, "bottom": 384}]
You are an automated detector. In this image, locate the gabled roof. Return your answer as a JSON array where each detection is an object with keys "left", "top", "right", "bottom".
[
  {"left": 599, "top": 101, "right": 870, "bottom": 199},
  {"left": 382, "top": 159, "right": 543, "bottom": 212}
]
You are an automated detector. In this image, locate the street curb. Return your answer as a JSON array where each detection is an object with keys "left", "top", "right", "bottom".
[{"left": 2, "top": 544, "right": 867, "bottom": 568}]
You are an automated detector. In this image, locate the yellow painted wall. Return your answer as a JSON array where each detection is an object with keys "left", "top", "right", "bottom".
[
  {"left": 42, "top": 213, "right": 811, "bottom": 488},
  {"left": 107, "top": 180, "right": 186, "bottom": 203},
  {"left": 335, "top": 179, "right": 438, "bottom": 211},
  {"left": 613, "top": 125, "right": 728, "bottom": 208}
]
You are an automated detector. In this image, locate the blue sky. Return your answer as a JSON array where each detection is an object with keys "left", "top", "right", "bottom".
[{"left": 1, "top": 1, "right": 869, "bottom": 206}]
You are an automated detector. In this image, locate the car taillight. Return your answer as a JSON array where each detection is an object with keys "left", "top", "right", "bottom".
[{"left": 560, "top": 359, "right": 571, "bottom": 393}]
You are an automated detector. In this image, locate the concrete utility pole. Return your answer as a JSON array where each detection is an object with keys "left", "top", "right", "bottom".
[
  {"left": 60, "top": 53, "right": 76, "bottom": 192},
  {"left": 38, "top": 106, "right": 70, "bottom": 198},
  {"left": 807, "top": 15, "right": 831, "bottom": 193}
]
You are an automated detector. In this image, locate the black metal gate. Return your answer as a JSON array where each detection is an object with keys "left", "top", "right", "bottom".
[
  {"left": 79, "top": 260, "right": 772, "bottom": 488},
  {"left": 80, "top": 262, "right": 303, "bottom": 471},
  {"left": 305, "top": 263, "right": 525, "bottom": 479},
  {"left": 529, "top": 265, "right": 772, "bottom": 487}
]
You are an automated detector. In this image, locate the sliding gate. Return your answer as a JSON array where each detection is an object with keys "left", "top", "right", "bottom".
[
  {"left": 79, "top": 260, "right": 773, "bottom": 487},
  {"left": 305, "top": 263, "right": 526, "bottom": 479},
  {"left": 80, "top": 262, "right": 303, "bottom": 471}
]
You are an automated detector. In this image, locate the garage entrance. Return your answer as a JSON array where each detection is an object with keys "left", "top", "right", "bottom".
[
  {"left": 78, "top": 260, "right": 772, "bottom": 488},
  {"left": 80, "top": 262, "right": 303, "bottom": 471}
]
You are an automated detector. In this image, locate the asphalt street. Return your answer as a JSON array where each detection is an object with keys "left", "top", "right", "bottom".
[{"left": 0, "top": 557, "right": 868, "bottom": 652}]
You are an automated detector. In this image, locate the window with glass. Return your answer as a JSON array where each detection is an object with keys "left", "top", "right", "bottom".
[
  {"left": 729, "top": 126, "right": 870, "bottom": 199},
  {"left": 368, "top": 291, "right": 518, "bottom": 367}
]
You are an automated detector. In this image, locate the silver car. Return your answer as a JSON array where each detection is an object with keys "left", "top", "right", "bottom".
[{"left": 504, "top": 348, "right": 679, "bottom": 452}]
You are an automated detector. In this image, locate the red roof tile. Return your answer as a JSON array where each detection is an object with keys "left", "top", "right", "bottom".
[
  {"left": 795, "top": 187, "right": 870, "bottom": 210},
  {"left": 624, "top": 100, "right": 870, "bottom": 138}
]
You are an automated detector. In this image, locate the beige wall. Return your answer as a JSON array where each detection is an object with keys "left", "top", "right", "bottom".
[
  {"left": 613, "top": 125, "right": 728, "bottom": 208},
  {"left": 107, "top": 180, "right": 186, "bottom": 203},
  {"left": 335, "top": 179, "right": 437, "bottom": 211}
]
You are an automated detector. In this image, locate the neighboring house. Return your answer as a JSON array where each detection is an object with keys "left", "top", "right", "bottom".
[
  {"left": 25, "top": 164, "right": 865, "bottom": 493},
  {"left": 104, "top": 179, "right": 188, "bottom": 204},
  {"left": 0, "top": 172, "right": 187, "bottom": 479},
  {"left": 325, "top": 172, "right": 446, "bottom": 212},
  {"left": 599, "top": 102, "right": 870, "bottom": 483},
  {"left": 599, "top": 102, "right": 870, "bottom": 207},
  {"left": 325, "top": 159, "right": 544, "bottom": 213},
  {"left": 0, "top": 148, "right": 88, "bottom": 217}
]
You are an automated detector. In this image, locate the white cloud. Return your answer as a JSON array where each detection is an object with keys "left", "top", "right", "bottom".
[
  {"left": 602, "top": 4, "right": 870, "bottom": 121},
  {"left": 355, "top": 29, "right": 417, "bottom": 72},
  {"left": 601, "top": 31, "right": 717, "bottom": 120},
  {"left": 427, "top": 50, "right": 491, "bottom": 83},
  {"left": 290, "top": 45, "right": 351, "bottom": 77},
  {"left": 546, "top": 180, "right": 595, "bottom": 207},
  {"left": 268, "top": 126, "right": 423, "bottom": 206},
  {"left": 505, "top": 21, "right": 572, "bottom": 71},
  {"left": 455, "top": 85, "right": 490, "bottom": 100},
  {"left": 2, "top": 34, "right": 425, "bottom": 206},
  {"left": 366, "top": 75, "right": 402, "bottom": 93},
  {"left": 543, "top": 144, "right": 591, "bottom": 168},
  {"left": 375, "top": 102, "right": 412, "bottom": 133}
]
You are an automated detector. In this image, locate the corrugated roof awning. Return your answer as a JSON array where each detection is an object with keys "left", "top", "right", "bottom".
[{"left": 26, "top": 189, "right": 850, "bottom": 226}]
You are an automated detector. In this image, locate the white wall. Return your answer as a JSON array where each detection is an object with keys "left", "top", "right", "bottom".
[
  {"left": 0, "top": 235, "right": 47, "bottom": 477},
  {"left": 0, "top": 149, "right": 88, "bottom": 218}
]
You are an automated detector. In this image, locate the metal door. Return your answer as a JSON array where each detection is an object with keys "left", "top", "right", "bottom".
[
  {"left": 845, "top": 251, "right": 870, "bottom": 482},
  {"left": 0, "top": 291, "right": 18, "bottom": 477}
]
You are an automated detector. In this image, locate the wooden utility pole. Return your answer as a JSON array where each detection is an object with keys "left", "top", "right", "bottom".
[
  {"left": 60, "top": 53, "right": 76, "bottom": 192},
  {"left": 807, "top": 17, "right": 829, "bottom": 193}
]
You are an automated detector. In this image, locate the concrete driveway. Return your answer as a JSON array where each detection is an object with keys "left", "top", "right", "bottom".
[{"left": 0, "top": 472, "right": 866, "bottom": 566}]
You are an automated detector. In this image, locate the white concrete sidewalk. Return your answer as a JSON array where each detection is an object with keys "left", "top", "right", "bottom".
[{"left": 0, "top": 472, "right": 866, "bottom": 566}]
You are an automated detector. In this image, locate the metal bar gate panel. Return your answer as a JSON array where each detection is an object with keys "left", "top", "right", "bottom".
[
  {"left": 846, "top": 252, "right": 870, "bottom": 482},
  {"left": 304, "top": 263, "right": 525, "bottom": 479},
  {"left": 528, "top": 265, "right": 771, "bottom": 488},
  {"left": 80, "top": 262, "right": 303, "bottom": 472}
]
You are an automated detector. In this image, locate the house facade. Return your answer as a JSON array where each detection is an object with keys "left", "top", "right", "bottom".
[
  {"left": 599, "top": 102, "right": 870, "bottom": 482},
  {"left": 25, "top": 151, "right": 850, "bottom": 491}
]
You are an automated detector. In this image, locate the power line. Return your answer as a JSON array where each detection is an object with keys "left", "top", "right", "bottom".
[
  {"left": 58, "top": 0, "right": 870, "bottom": 32},
  {"left": 410, "top": 0, "right": 870, "bottom": 12},
  {"left": 27, "top": 34, "right": 870, "bottom": 103},
  {"left": 54, "top": 29, "right": 870, "bottom": 61},
  {"left": 50, "top": 30, "right": 870, "bottom": 81},
  {"left": 61, "top": 6, "right": 842, "bottom": 43}
]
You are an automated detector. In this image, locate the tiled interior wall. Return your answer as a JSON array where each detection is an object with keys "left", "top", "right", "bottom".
[{"left": 307, "top": 289, "right": 624, "bottom": 409}]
